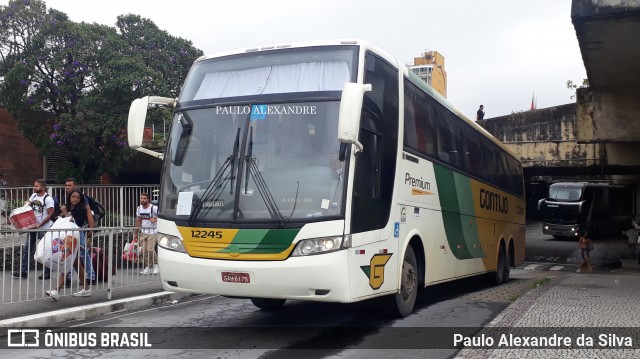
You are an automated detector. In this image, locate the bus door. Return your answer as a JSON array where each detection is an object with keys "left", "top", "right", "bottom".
[{"left": 348, "top": 51, "right": 400, "bottom": 299}]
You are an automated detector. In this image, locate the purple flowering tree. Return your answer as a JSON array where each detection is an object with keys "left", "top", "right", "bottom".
[{"left": 0, "top": 0, "right": 202, "bottom": 182}]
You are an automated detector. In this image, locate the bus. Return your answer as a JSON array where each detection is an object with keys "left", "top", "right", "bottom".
[
  {"left": 127, "top": 39, "right": 526, "bottom": 316},
  {"left": 538, "top": 182, "right": 633, "bottom": 239}
]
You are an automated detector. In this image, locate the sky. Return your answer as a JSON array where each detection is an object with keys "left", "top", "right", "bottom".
[{"left": 19, "top": 0, "right": 586, "bottom": 120}]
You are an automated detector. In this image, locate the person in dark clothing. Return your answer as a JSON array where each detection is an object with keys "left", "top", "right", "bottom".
[
  {"left": 47, "top": 190, "right": 93, "bottom": 299},
  {"left": 476, "top": 105, "right": 485, "bottom": 121}
]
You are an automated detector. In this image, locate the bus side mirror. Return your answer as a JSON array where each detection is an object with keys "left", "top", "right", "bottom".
[
  {"left": 337, "top": 83, "right": 372, "bottom": 154},
  {"left": 537, "top": 199, "right": 545, "bottom": 211},
  {"left": 578, "top": 200, "right": 586, "bottom": 213},
  {"left": 127, "top": 96, "right": 175, "bottom": 159},
  {"left": 128, "top": 97, "right": 149, "bottom": 149}
]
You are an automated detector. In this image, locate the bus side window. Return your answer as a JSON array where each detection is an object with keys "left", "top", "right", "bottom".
[{"left": 354, "top": 124, "right": 382, "bottom": 199}]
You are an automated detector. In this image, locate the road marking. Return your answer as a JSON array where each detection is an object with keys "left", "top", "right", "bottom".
[
  {"left": 533, "top": 256, "right": 544, "bottom": 261},
  {"left": 524, "top": 264, "right": 540, "bottom": 270},
  {"left": 548, "top": 257, "right": 560, "bottom": 262},
  {"left": 550, "top": 266, "right": 564, "bottom": 271}
]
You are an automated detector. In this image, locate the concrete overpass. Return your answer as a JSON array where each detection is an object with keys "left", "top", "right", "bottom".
[
  {"left": 572, "top": 0, "right": 640, "bottom": 179},
  {"left": 479, "top": 1, "right": 640, "bottom": 217}
]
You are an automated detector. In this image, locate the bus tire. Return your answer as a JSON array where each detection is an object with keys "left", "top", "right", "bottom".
[
  {"left": 388, "top": 245, "right": 418, "bottom": 317},
  {"left": 250, "top": 298, "right": 286, "bottom": 311},
  {"left": 492, "top": 245, "right": 506, "bottom": 285},
  {"left": 503, "top": 251, "right": 511, "bottom": 283}
]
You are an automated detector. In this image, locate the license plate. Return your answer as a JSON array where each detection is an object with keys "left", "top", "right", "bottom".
[{"left": 221, "top": 272, "right": 250, "bottom": 283}]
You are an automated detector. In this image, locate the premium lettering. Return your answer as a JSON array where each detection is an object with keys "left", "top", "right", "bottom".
[{"left": 405, "top": 173, "right": 431, "bottom": 191}]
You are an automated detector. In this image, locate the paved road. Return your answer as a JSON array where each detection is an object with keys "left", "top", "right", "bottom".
[{"left": 0, "top": 271, "right": 549, "bottom": 358}]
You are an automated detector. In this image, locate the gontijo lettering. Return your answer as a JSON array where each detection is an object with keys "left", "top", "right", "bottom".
[
  {"left": 479, "top": 188, "right": 508, "bottom": 214},
  {"left": 405, "top": 173, "right": 431, "bottom": 191}
]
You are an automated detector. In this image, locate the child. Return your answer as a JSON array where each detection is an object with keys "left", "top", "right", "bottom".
[{"left": 578, "top": 229, "right": 593, "bottom": 273}]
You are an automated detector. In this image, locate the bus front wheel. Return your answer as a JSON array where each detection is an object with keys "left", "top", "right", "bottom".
[
  {"left": 387, "top": 245, "right": 418, "bottom": 317},
  {"left": 250, "top": 298, "right": 286, "bottom": 311}
]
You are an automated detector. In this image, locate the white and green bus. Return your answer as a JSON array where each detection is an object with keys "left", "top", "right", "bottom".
[{"left": 128, "top": 39, "right": 525, "bottom": 316}]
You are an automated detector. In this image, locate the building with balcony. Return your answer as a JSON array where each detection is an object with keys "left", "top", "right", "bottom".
[{"left": 408, "top": 50, "right": 447, "bottom": 98}]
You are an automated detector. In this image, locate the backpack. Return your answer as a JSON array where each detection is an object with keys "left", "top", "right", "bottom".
[
  {"left": 86, "top": 196, "right": 106, "bottom": 224},
  {"left": 43, "top": 194, "right": 62, "bottom": 222}
]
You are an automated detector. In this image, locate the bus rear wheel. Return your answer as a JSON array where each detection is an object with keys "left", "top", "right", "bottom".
[
  {"left": 492, "top": 245, "right": 508, "bottom": 285},
  {"left": 250, "top": 298, "right": 286, "bottom": 311},
  {"left": 387, "top": 246, "right": 418, "bottom": 317}
]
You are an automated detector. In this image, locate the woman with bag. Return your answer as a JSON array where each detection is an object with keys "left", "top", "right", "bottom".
[{"left": 46, "top": 190, "right": 93, "bottom": 299}]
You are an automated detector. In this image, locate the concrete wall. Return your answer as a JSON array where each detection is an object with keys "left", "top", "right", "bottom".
[
  {"left": 577, "top": 86, "right": 640, "bottom": 143},
  {"left": 478, "top": 103, "right": 603, "bottom": 169}
]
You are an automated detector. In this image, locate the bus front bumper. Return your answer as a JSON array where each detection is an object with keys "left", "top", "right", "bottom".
[
  {"left": 542, "top": 223, "right": 580, "bottom": 238},
  {"left": 157, "top": 247, "right": 352, "bottom": 302}
]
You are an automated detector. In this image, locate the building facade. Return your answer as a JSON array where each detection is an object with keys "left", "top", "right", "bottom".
[{"left": 408, "top": 50, "right": 447, "bottom": 98}]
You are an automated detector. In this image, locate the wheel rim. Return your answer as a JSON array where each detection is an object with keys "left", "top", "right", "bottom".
[{"left": 401, "top": 258, "right": 417, "bottom": 300}]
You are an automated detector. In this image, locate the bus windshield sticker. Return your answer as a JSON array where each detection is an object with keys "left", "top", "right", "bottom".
[
  {"left": 250, "top": 104, "right": 267, "bottom": 120},
  {"left": 321, "top": 199, "right": 330, "bottom": 209},
  {"left": 176, "top": 191, "right": 194, "bottom": 216},
  {"left": 181, "top": 172, "right": 193, "bottom": 183}
]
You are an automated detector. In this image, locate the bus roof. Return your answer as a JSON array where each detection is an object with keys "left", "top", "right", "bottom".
[
  {"left": 195, "top": 39, "right": 520, "bottom": 163},
  {"left": 550, "top": 182, "right": 629, "bottom": 189}
]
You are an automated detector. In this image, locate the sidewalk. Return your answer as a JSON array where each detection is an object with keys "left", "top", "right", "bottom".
[
  {"left": 456, "top": 258, "right": 640, "bottom": 358},
  {"left": 0, "top": 270, "right": 193, "bottom": 328}
]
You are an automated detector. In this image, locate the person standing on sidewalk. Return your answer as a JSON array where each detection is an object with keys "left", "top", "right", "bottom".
[
  {"left": 44, "top": 190, "right": 94, "bottom": 299},
  {"left": 13, "top": 179, "right": 55, "bottom": 278},
  {"left": 41, "top": 178, "right": 96, "bottom": 283},
  {"left": 579, "top": 229, "right": 593, "bottom": 273},
  {"left": 135, "top": 192, "right": 158, "bottom": 275}
]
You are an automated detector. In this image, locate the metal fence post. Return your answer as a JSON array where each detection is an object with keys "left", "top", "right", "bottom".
[
  {"left": 119, "top": 187, "right": 124, "bottom": 228},
  {"left": 107, "top": 230, "right": 113, "bottom": 300}
]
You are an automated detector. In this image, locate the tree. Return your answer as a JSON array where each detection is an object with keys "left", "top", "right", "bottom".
[
  {"left": 0, "top": 0, "right": 203, "bottom": 182},
  {"left": 567, "top": 79, "right": 589, "bottom": 100}
]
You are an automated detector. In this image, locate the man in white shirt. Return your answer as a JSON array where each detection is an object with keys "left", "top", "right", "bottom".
[
  {"left": 13, "top": 179, "right": 54, "bottom": 278},
  {"left": 134, "top": 192, "right": 158, "bottom": 275}
]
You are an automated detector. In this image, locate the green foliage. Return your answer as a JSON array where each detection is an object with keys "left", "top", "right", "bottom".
[
  {"left": 0, "top": 0, "right": 203, "bottom": 183},
  {"left": 566, "top": 79, "right": 589, "bottom": 100}
]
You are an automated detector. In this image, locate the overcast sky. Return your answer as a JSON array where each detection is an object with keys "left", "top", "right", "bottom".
[{"left": 24, "top": 0, "right": 586, "bottom": 120}]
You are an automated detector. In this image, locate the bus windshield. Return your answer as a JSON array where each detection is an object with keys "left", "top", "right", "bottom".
[
  {"left": 158, "top": 46, "right": 358, "bottom": 224},
  {"left": 547, "top": 185, "right": 583, "bottom": 202},
  {"left": 160, "top": 100, "right": 346, "bottom": 223}
]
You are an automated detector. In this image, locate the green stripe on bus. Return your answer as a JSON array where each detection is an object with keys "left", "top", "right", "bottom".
[
  {"left": 220, "top": 229, "right": 269, "bottom": 253},
  {"left": 434, "top": 164, "right": 484, "bottom": 259},
  {"left": 217, "top": 228, "right": 300, "bottom": 254},
  {"left": 245, "top": 228, "right": 300, "bottom": 254},
  {"left": 453, "top": 173, "right": 486, "bottom": 258}
]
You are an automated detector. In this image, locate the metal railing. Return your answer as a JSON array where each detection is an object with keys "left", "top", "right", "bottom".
[
  {"left": 0, "top": 184, "right": 162, "bottom": 305},
  {"left": 1, "top": 226, "right": 160, "bottom": 304},
  {"left": 0, "top": 184, "right": 159, "bottom": 231}
]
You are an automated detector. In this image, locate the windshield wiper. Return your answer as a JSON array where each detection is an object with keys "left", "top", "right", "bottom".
[
  {"left": 243, "top": 126, "right": 286, "bottom": 226},
  {"left": 187, "top": 127, "right": 241, "bottom": 225}
]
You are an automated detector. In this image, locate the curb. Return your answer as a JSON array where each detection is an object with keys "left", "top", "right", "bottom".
[{"left": 0, "top": 291, "right": 194, "bottom": 328}]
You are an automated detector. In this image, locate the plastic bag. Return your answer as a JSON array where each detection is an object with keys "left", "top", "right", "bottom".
[
  {"left": 122, "top": 240, "right": 141, "bottom": 262},
  {"left": 10, "top": 204, "right": 37, "bottom": 229},
  {"left": 35, "top": 217, "right": 80, "bottom": 273}
]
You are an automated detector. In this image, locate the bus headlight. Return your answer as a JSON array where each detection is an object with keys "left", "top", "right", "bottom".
[
  {"left": 291, "top": 236, "right": 345, "bottom": 256},
  {"left": 158, "top": 233, "right": 187, "bottom": 253}
]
